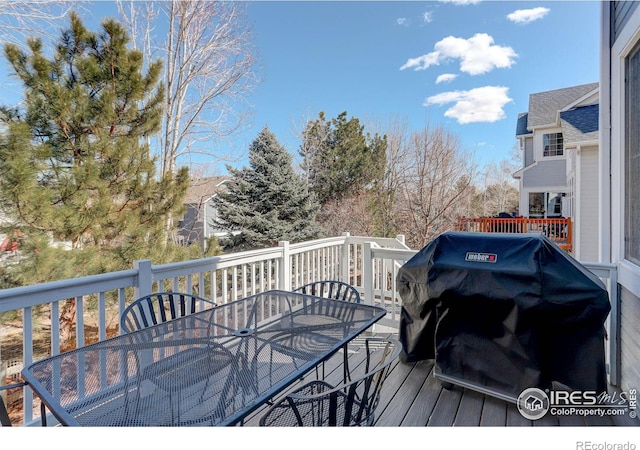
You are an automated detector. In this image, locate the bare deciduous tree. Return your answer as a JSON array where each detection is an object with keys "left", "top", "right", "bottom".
[
  {"left": 374, "top": 116, "right": 412, "bottom": 238},
  {"left": 117, "top": 0, "right": 258, "bottom": 177},
  {"left": 0, "top": 1, "right": 76, "bottom": 46},
  {"left": 479, "top": 158, "right": 519, "bottom": 217},
  {"left": 318, "top": 193, "right": 378, "bottom": 237},
  {"left": 394, "top": 125, "right": 477, "bottom": 249}
]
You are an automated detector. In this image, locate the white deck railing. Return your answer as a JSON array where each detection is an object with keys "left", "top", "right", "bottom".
[
  {"left": 0, "top": 233, "right": 619, "bottom": 426},
  {"left": 0, "top": 233, "right": 409, "bottom": 425}
]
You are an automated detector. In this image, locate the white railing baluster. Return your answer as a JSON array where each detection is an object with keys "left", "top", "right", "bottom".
[
  {"left": 198, "top": 272, "right": 205, "bottom": 297},
  {"left": 118, "top": 288, "right": 126, "bottom": 336},
  {"left": 222, "top": 268, "right": 229, "bottom": 304},
  {"left": 51, "top": 301, "right": 60, "bottom": 354},
  {"left": 232, "top": 266, "right": 238, "bottom": 301},
  {"left": 215, "top": 268, "right": 220, "bottom": 299},
  {"left": 278, "top": 240, "right": 291, "bottom": 291},
  {"left": 23, "top": 306, "right": 34, "bottom": 424},
  {"left": 98, "top": 292, "right": 107, "bottom": 342},
  {"left": 75, "top": 296, "right": 84, "bottom": 349},
  {"left": 243, "top": 267, "right": 248, "bottom": 297}
]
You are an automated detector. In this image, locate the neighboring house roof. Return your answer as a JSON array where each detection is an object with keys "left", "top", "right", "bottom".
[
  {"left": 526, "top": 82, "right": 599, "bottom": 129},
  {"left": 515, "top": 113, "right": 531, "bottom": 136},
  {"left": 560, "top": 104, "right": 599, "bottom": 145},
  {"left": 184, "top": 176, "right": 229, "bottom": 205}
]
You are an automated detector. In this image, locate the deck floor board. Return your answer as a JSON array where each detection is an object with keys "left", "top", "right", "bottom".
[{"left": 243, "top": 333, "right": 640, "bottom": 428}]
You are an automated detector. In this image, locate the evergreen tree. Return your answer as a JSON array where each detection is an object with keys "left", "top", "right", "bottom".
[
  {"left": 0, "top": 13, "right": 190, "bottom": 281},
  {"left": 214, "top": 127, "right": 323, "bottom": 251},
  {"left": 300, "top": 111, "right": 387, "bottom": 205}
]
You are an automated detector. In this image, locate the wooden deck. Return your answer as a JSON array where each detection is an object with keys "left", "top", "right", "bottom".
[{"left": 242, "top": 332, "right": 640, "bottom": 427}]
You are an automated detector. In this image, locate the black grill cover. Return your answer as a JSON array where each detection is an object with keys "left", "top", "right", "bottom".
[{"left": 397, "top": 231, "right": 610, "bottom": 396}]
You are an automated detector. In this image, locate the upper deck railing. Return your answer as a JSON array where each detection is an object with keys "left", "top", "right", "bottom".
[
  {"left": 456, "top": 217, "right": 573, "bottom": 252},
  {"left": 0, "top": 233, "right": 409, "bottom": 425},
  {"left": 0, "top": 232, "right": 617, "bottom": 426}
]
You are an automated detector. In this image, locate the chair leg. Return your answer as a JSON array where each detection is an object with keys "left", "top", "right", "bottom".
[
  {"left": 40, "top": 401, "right": 47, "bottom": 427},
  {"left": 342, "top": 343, "right": 351, "bottom": 383},
  {"left": 1, "top": 382, "right": 30, "bottom": 427},
  {"left": 0, "top": 398, "right": 11, "bottom": 427}
]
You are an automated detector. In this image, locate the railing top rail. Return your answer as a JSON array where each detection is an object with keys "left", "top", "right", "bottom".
[
  {"left": 148, "top": 245, "right": 288, "bottom": 279},
  {"left": 0, "top": 269, "right": 138, "bottom": 312},
  {"left": 287, "top": 236, "right": 348, "bottom": 253},
  {"left": 346, "top": 236, "right": 411, "bottom": 250},
  {"left": 369, "top": 246, "right": 417, "bottom": 260},
  {"left": 215, "top": 246, "right": 285, "bottom": 263},
  {"left": 148, "top": 256, "right": 220, "bottom": 279}
]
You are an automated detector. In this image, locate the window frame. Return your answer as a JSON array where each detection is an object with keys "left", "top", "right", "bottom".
[
  {"left": 542, "top": 132, "right": 564, "bottom": 157},
  {"left": 528, "top": 192, "right": 566, "bottom": 218},
  {"left": 624, "top": 39, "right": 640, "bottom": 265}
]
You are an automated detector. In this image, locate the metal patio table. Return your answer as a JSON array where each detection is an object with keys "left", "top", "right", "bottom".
[{"left": 22, "top": 290, "right": 386, "bottom": 426}]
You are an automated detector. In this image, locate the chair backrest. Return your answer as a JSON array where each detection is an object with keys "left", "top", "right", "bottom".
[
  {"left": 120, "top": 292, "right": 216, "bottom": 334},
  {"left": 293, "top": 280, "right": 361, "bottom": 303},
  {"left": 1, "top": 382, "right": 26, "bottom": 427},
  {"left": 259, "top": 337, "right": 401, "bottom": 426}
]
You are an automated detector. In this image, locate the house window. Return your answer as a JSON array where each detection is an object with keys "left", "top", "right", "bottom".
[
  {"left": 529, "top": 192, "right": 566, "bottom": 218},
  {"left": 625, "top": 40, "right": 640, "bottom": 265},
  {"left": 543, "top": 133, "right": 563, "bottom": 157},
  {"left": 546, "top": 193, "right": 564, "bottom": 218},
  {"left": 529, "top": 193, "right": 545, "bottom": 218}
]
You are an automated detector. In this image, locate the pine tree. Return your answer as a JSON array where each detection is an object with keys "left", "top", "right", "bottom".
[
  {"left": 300, "top": 111, "right": 387, "bottom": 205},
  {"left": 214, "top": 127, "right": 323, "bottom": 251},
  {"left": 0, "top": 13, "right": 190, "bottom": 281}
]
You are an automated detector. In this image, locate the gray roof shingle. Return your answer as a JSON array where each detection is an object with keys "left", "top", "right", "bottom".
[
  {"left": 526, "top": 82, "right": 598, "bottom": 129},
  {"left": 560, "top": 104, "right": 599, "bottom": 145},
  {"left": 516, "top": 112, "right": 531, "bottom": 136}
]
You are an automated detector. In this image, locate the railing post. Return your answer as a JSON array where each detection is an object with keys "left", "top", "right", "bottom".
[
  {"left": 567, "top": 219, "right": 574, "bottom": 253},
  {"left": 362, "top": 242, "right": 374, "bottom": 306},
  {"left": 341, "top": 232, "right": 351, "bottom": 284},
  {"left": 134, "top": 259, "right": 153, "bottom": 300},
  {"left": 278, "top": 241, "right": 291, "bottom": 291}
]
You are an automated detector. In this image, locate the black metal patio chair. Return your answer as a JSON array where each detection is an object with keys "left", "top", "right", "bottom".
[
  {"left": 1, "top": 382, "right": 23, "bottom": 426},
  {"left": 293, "top": 280, "right": 361, "bottom": 303},
  {"left": 2, "top": 381, "right": 49, "bottom": 427},
  {"left": 268, "top": 282, "right": 361, "bottom": 385},
  {"left": 120, "top": 291, "right": 217, "bottom": 334},
  {"left": 292, "top": 281, "right": 361, "bottom": 381},
  {"left": 259, "top": 337, "right": 401, "bottom": 426}
]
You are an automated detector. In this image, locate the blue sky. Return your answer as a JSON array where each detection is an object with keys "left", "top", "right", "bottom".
[
  {"left": 0, "top": 1, "right": 601, "bottom": 177},
  {"left": 239, "top": 0, "right": 600, "bottom": 174}
]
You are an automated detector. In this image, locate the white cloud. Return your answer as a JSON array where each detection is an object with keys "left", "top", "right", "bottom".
[
  {"left": 424, "top": 86, "right": 512, "bottom": 124},
  {"left": 423, "top": 11, "right": 433, "bottom": 23},
  {"left": 435, "top": 73, "right": 458, "bottom": 84},
  {"left": 396, "top": 17, "right": 409, "bottom": 26},
  {"left": 400, "top": 52, "right": 441, "bottom": 71},
  {"left": 400, "top": 33, "right": 517, "bottom": 75},
  {"left": 507, "top": 7, "right": 550, "bottom": 24}
]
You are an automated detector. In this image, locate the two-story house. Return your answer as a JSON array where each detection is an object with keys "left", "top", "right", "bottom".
[
  {"left": 176, "top": 176, "right": 229, "bottom": 249},
  {"left": 513, "top": 82, "right": 600, "bottom": 261}
]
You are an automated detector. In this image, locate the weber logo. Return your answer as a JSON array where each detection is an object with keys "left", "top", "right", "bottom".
[{"left": 465, "top": 252, "right": 497, "bottom": 263}]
